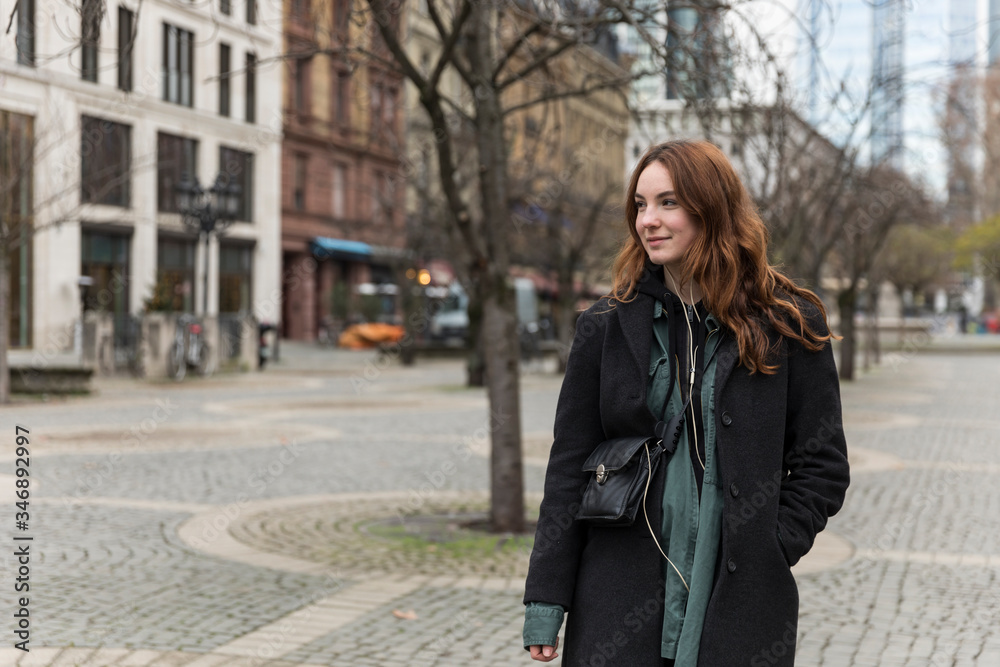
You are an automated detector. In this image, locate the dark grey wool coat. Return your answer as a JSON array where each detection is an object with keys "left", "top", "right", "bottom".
[{"left": 524, "top": 284, "right": 850, "bottom": 667}]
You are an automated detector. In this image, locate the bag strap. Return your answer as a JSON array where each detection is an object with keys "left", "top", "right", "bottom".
[{"left": 653, "top": 394, "right": 691, "bottom": 456}]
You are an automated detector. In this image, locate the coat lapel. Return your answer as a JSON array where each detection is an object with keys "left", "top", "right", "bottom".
[
  {"left": 616, "top": 293, "right": 654, "bottom": 384},
  {"left": 713, "top": 332, "right": 740, "bottom": 394}
]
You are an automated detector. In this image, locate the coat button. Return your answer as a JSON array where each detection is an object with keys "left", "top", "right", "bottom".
[
  {"left": 730, "top": 483, "right": 739, "bottom": 498},
  {"left": 721, "top": 412, "right": 733, "bottom": 426},
  {"left": 727, "top": 558, "right": 737, "bottom": 573}
]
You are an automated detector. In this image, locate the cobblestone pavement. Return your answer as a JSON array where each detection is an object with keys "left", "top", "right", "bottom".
[{"left": 0, "top": 343, "right": 998, "bottom": 666}]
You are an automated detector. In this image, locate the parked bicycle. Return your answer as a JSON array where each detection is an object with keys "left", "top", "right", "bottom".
[{"left": 167, "top": 314, "right": 213, "bottom": 381}]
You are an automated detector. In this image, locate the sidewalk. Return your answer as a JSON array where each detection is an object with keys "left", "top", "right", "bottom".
[{"left": 1, "top": 344, "right": 999, "bottom": 665}]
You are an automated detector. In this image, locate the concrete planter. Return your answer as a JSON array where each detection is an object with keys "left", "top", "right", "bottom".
[{"left": 10, "top": 365, "right": 93, "bottom": 394}]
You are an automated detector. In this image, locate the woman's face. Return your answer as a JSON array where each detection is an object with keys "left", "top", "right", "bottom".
[{"left": 634, "top": 161, "right": 699, "bottom": 275}]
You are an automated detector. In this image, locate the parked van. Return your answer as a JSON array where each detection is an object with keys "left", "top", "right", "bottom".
[
  {"left": 429, "top": 282, "right": 470, "bottom": 342},
  {"left": 428, "top": 278, "right": 541, "bottom": 345}
]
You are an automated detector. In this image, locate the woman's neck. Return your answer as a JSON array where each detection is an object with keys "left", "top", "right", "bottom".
[{"left": 662, "top": 267, "right": 704, "bottom": 305}]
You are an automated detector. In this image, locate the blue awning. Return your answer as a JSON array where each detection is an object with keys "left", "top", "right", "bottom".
[{"left": 310, "top": 237, "right": 373, "bottom": 261}]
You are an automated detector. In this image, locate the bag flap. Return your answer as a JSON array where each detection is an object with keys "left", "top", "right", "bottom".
[{"left": 581, "top": 436, "right": 657, "bottom": 473}]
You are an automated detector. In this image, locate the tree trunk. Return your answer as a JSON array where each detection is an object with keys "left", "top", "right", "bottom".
[
  {"left": 468, "top": 0, "right": 524, "bottom": 533},
  {"left": 838, "top": 288, "right": 856, "bottom": 381},
  {"left": 466, "top": 288, "right": 485, "bottom": 387},
  {"left": 862, "top": 308, "right": 871, "bottom": 373},
  {"left": 480, "top": 280, "right": 525, "bottom": 532},
  {"left": 0, "top": 247, "right": 9, "bottom": 403},
  {"left": 557, "top": 294, "right": 576, "bottom": 373},
  {"left": 862, "top": 284, "right": 880, "bottom": 372},
  {"left": 870, "top": 288, "right": 881, "bottom": 365},
  {"left": 554, "top": 280, "right": 575, "bottom": 374},
  {"left": 897, "top": 285, "right": 906, "bottom": 347}
]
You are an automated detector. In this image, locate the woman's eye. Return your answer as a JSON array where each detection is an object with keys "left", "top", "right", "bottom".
[
  {"left": 635, "top": 201, "right": 645, "bottom": 209},
  {"left": 663, "top": 199, "right": 676, "bottom": 207}
]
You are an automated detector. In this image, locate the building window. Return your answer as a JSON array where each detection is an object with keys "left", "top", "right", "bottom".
[
  {"left": 219, "top": 243, "right": 253, "bottom": 314},
  {"left": 369, "top": 83, "right": 396, "bottom": 140},
  {"left": 163, "top": 23, "right": 194, "bottom": 107},
  {"left": 16, "top": 0, "right": 35, "bottom": 66},
  {"left": 293, "top": 57, "right": 311, "bottom": 116},
  {"left": 246, "top": 52, "right": 257, "bottom": 123},
  {"left": 372, "top": 170, "right": 394, "bottom": 222},
  {"left": 382, "top": 87, "right": 397, "bottom": 138},
  {"left": 370, "top": 84, "right": 382, "bottom": 134},
  {"left": 81, "top": 0, "right": 101, "bottom": 82},
  {"left": 333, "top": 71, "right": 350, "bottom": 124},
  {"left": 332, "top": 0, "right": 349, "bottom": 35},
  {"left": 157, "top": 132, "right": 198, "bottom": 213},
  {"left": 219, "top": 146, "right": 253, "bottom": 221},
  {"left": 331, "top": 162, "right": 346, "bottom": 218},
  {"left": 81, "top": 116, "right": 131, "bottom": 207},
  {"left": 0, "top": 110, "right": 34, "bottom": 348},
  {"left": 118, "top": 6, "right": 135, "bottom": 92},
  {"left": 246, "top": 0, "right": 256, "bottom": 25},
  {"left": 81, "top": 231, "right": 131, "bottom": 318},
  {"left": 219, "top": 43, "right": 231, "bottom": 117},
  {"left": 153, "top": 237, "right": 196, "bottom": 313},
  {"left": 221, "top": 0, "right": 231, "bottom": 15},
  {"left": 294, "top": 154, "right": 307, "bottom": 210}
]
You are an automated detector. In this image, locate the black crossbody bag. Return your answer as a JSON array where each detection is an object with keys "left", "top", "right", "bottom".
[{"left": 576, "top": 391, "right": 690, "bottom": 526}]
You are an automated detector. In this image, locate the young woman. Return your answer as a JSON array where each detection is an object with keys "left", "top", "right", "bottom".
[{"left": 522, "top": 140, "right": 850, "bottom": 666}]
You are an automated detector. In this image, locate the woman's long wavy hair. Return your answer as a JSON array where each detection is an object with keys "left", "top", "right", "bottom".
[{"left": 610, "top": 140, "right": 832, "bottom": 374}]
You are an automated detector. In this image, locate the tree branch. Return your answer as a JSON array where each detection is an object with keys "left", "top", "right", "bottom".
[
  {"left": 426, "top": 0, "right": 476, "bottom": 89},
  {"left": 496, "top": 37, "right": 579, "bottom": 91},
  {"left": 502, "top": 74, "right": 631, "bottom": 116}
]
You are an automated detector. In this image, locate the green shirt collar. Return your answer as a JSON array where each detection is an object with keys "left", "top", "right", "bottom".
[{"left": 653, "top": 298, "right": 721, "bottom": 334}]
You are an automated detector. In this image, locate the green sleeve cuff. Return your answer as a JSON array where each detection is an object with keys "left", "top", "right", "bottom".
[{"left": 523, "top": 602, "right": 565, "bottom": 650}]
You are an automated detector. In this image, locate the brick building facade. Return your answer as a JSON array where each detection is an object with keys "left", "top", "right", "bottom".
[{"left": 280, "top": 0, "right": 406, "bottom": 340}]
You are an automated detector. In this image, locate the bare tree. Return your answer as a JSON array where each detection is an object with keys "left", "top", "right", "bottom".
[
  {"left": 347, "top": 0, "right": 840, "bottom": 530},
  {"left": 878, "top": 225, "right": 955, "bottom": 319},
  {"left": 509, "top": 149, "right": 621, "bottom": 370},
  {"left": 0, "top": 108, "right": 155, "bottom": 402},
  {"left": 0, "top": 114, "right": 34, "bottom": 403},
  {"left": 829, "top": 165, "right": 936, "bottom": 380},
  {"left": 732, "top": 101, "right": 870, "bottom": 292},
  {"left": 350, "top": 0, "right": 688, "bottom": 532}
]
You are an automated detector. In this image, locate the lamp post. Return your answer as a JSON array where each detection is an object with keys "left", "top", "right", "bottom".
[{"left": 176, "top": 173, "right": 242, "bottom": 315}]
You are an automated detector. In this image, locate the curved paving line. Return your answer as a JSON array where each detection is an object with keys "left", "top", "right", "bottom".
[
  {"left": 178, "top": 491, "right": 526, "bottom": 664},
  {"left": 176, "top": 488, "right": 854, "bottom": 578}
]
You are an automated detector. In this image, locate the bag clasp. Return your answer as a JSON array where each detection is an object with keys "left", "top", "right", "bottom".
[{"left": 595, "top": 464, "right": 608, "bottom": 484}]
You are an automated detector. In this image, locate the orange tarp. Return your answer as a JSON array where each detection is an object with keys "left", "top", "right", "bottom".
[{"left": 338, "top": 323, "right": 406, "bottom": 349}]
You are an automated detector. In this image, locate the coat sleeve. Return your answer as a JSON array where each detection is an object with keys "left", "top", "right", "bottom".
[
  {"left": 777, "top": 304, "right": 850, "bottom": 567},
  {"left": 523, "top": 307, "right": 607, "bottom": 609}
]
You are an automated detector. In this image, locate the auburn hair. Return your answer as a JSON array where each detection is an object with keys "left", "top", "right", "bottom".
[{"left": 609, "top": 140, "right": 832, "bottom": 374}]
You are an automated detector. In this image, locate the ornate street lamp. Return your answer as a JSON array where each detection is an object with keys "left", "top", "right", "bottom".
[{"left": 176, "top": 172, "right": 242, "bottom": 315}]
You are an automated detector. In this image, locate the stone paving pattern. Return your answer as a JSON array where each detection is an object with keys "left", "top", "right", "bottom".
[
  {"left": 0, "top": 344, "right": 998, "bottom": 665},
  {"left": 29, "top": 504, "right": 328, "bottom": 653}
]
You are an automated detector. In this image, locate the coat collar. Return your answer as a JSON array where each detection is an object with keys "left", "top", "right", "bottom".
[
  {"left": 617, "top": 289, "right": 655, "bottom": 378},
  {"left": 620, "top": 259, "right": 741, "bottom": 389}
]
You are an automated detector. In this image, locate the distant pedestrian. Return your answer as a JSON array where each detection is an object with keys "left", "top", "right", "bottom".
[{"left": 522, "top": 140, "right": 850, "bottom": 666}]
